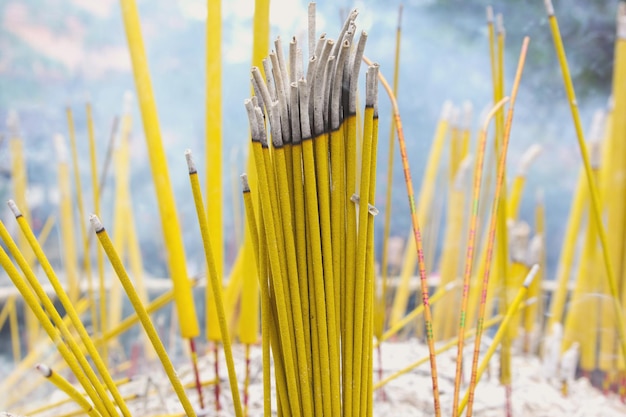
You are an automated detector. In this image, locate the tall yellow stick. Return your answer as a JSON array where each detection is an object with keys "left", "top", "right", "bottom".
[
  {"left": 462, "top": 265, "right": 540, "bottom": 416},
  {"left": 118, "top": 0, "right": 199, "bottom": 339},
  {"left": 54, "top": 134, "right": 81, "bottom": 305},
  {"left": 545, "top": 0, "right": 626, "bottom": 365},
  {"left": 185, "top": 150, "right": 243, "bottom": 416}
]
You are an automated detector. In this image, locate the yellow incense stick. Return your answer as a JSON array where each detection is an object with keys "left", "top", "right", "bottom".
[
  {"left": 241, "top": 173, "right": 272, "bottom": 417},
  {"left": 7, "top": 111, "right": 38, "bottom": 349},
  {"left": 65, "top": 106, "right": 94, "bottom": 332},
  {"left": 389, "top": 100, "right": 452, "bottom": 327},
  {"left": 54, "top": 134, "right": 80, "bottom": 305},
  {"left": 118, "top": 0, "right": 199, "bottom": 339},
  {"left": 185, "top": 150, "right": 243, "bottom": 416},
  {"left": 8, "top": 201, "right": 131, "bottom": 416},
  {"left": 545, "top": 0, "right": 626, "bottom": 364},
  {"left": 36, "top": 364, "right": 100, "bottom": 417},
  {"left": 8, "top": 296, "right": 20, "bottom": 364},
  {"left": 90, "top": 214, "right": 197, "bottom": 417},
  {"left": 461, "top": 265, "right": 540, "bottom": 416},
  {"left": 0, "top": 240, "right": 110, "bottom": 416}
]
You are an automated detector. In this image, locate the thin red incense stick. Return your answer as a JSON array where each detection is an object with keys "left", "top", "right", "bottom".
[{"left": 363, "top": 55, "right": 441, "bottom": 417}]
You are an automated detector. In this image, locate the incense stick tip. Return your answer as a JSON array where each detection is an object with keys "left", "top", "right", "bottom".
[
  {"left": 54, "top": 133, "right": 69, "bottom": 162},
  {"left": 486, "top": 5, "right": 494, "bottom": 22},
  {"left": 518, "top": 144, "right": 542, "bottom": 176},
  {"left": 184, "top": 149, "right": 197, "bottom": 174},
  {"left": 240, "top": 174, "right": 250, "bottom": 192},
  {"left": 524, "top": 264, "right": 540, "bottom": 287},
  {"left": 6, "top": 110, "right": 20, "bottom": 134},
  {"left": 544, "top": 0, "right": 555, "bottom": 16},
  {"left": 7, "top": 200, "right": 21, "bottom": 217},
  {"left": 36, "top": 364, "right": 52, "bottom": 378},
  {"left": 89, "top": 214, "right": 105, "bottom": 233},
  {"left": 618, "top": 14, "right": 626, "bottom": 39},
  {"left": 441, "top": 100, "right": 454, "bottom": 121}
]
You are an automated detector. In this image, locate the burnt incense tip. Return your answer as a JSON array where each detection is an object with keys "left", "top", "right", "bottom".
[
  {"left": 441, "top": 100, "right": 454, "bottom": 121},
  {"left": 240, "top": 174, "right": 250, "bottom": 192},
  {"left": 496, "top": 14, "right": 504, "bottom": 33},
  {"left": 89, "top": 214, "right": 105, "bottom": 233},
  {"left": 518, "top": 144, "right": 542, "bottom": 176},
  {"left": 618, "top": 14, "right": 626, "bottom": 39},
  {"left": 454, "top": 155, "right": 474, "bottom": 190},
  {"left": 123, "top": 90, "right": 134, "bottom": 114},
  {"left": 544, "top": 0, "right": 555, "bottom": 16},
  {"left": 486, "top": 5, "right": 494, "bottom": 22},
  {"left": 185, "top": 149, "right": 197, "bottom": 174},
  {"left": 524, "top": 264, "right": 540, "bottom": 288},
  {"left": 7, "top": 200, "right": 21, "bottom": 217},
  {"left": 54, "top": 133, "right": 69, "bottom": 163},
  {"left": 6, "top": 110, "right": 20, "bottom": 135},
  {"left": 590, "top": 139, "right": 602, "bottom": 169},
  {"left": 36, "top": 364, "right": 52, "bottom": 378}
]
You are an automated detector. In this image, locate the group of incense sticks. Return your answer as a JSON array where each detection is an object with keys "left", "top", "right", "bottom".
[{"left": 238, "top": 8, "right": 380, "bottom": 416}]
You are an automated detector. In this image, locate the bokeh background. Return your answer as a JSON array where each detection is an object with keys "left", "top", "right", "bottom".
[{"left": 0, "top": 0, "right": 621, "bottom": 284}]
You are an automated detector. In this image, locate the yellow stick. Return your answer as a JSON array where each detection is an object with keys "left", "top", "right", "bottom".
[
  {"left": 86, "top": 102, "right": 101, "bottom": 341},
  {"left": 206, "top": 0, "right": 223, "bottom": 281},
  {"left": 389, "top": 100, "right": 452, "bottom": 326},
  {"left": 461, "top": 265, "right": 540, "bottom": 416},
  {"left": 8, "top": 202, "right": 131, "bottom": 416},
  {"left": 185, "top": 150, "right": 243, "bottom": 416},
  {"left": 36, "top": 214, "right": 56, "bottom": 248},
  {"left": 379, "top": 8, "right": 403, "bottom": 339},
  {"left": 241, "top": 174, "right": 272, "bottom": 417},
  {"left": 375, "top": 313, "right": 507, "bottom": 390},
  {"left": 545, "top": 0, "right": 626, "bottom": 365},
  {"left": 118, "top": 0, "right": 199, "bottom": 339},
  {"left": 0, "top": 294, "right": 13, "bottom": 330},
  {"left": 36, "top": 364, "right": 100, "bottom": 417},
  {"left": 0, "top": 241, "right": 110, "bottom": 416},
  {"left": 8, "top": 296, "right": 21, "bottom": 364},
  {"left": 90, "top": 214, "right": 197, "bottom": 417},
  {"left": 8, "top": 111, "right": 38, "bottom": 349},
  {"left": 66, "top": 107, "right": 95, "bottom": 334},
  {"left": 54, "top": 134, "right": 80, "bottom": 305}
]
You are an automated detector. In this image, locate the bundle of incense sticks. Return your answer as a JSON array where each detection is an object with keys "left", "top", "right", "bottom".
[{"left": 240, "top": 9, "right": 379, "bottom": 416}]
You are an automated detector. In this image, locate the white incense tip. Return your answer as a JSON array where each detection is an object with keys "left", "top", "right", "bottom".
[
  {"left": 8, "top": 200, "right": 21, "bottom": 217},
  {"left": 544, "top": 0, "right": 555, "bottom": 16},
  {"left": 589, "top": 109, "right": 605, "bottom": 142},
  {"left": 184, "top": 149, "right": 196, "bottom": 174},
  {"left": 123, "top": 90, "right": 134, "bottom": 114},
  {"left": 454, "top": 154, "right": 474, "bottom": 190},
  {"left": 618, "top": 15, "right": 626, "bottom": 39},
  {"left": 54, "top": 133, "right": 68, "bottom": 163},
  {"left": 36, "top": 364, "right": 52, "bottom": 378},
  {"left": 496, "top": 13, "right": 504, "bottom": 33},
  {"left": 518, "top": 144, "right": 542, "bottom": 176},
  {"left": 440, "top": 100, "right": 454, "bottom": 121},
  {"left": 590, "top": 138, "right": 602, "bottom": 169},
  {"left": 462, "top": 101, "right": 473, "bottom": 129},
  {"left": 240, "top": 174, "right": 250, "bottom": 192},
  {"left": 89, "top": 214, "right": 104, "bottom": 233},
  {"left": 6, "top": 110, "right": 19, "bottom": 134},
  {"left": 528, "top": 235, "right": 544, "bottom": 265},
  {"left": 486, "top": 5, "right": 494, "bottom": 22},
  {"left": 524, "top": 264, "right": 540, "bottom": 288}
]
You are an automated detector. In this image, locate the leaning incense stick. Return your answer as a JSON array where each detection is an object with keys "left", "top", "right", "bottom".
[
  {"left": 241, "top": 173, "right": 272, "bottom": 417},
  {"left": 363, "top": 54, "right": 441, "bottom": 416},
  {"left": 450, "top": 96, "right": 510, "bottom": 413},
  {"left": 544, "top": 0, "right": 626, "bottom": 365},
  {"left": 461, "top": 265, "right": 540, "bottom": 416},
  {"left": 90, "top": 214, "right": 197, "bottom": 417},
  {"left": 185, "top": 150, "right": 243, "bottom": 416},
  {"left": 464, "top": 37, "right": 530, "bottom": 417},
  {"left": 36, "top": 364, "right": 100, "bottom": 417},
  {"left": 8, "top": 201, "right": 131, "bottom": 416}
]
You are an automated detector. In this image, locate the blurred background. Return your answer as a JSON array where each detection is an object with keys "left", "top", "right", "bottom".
[{"left": 0, "top": 0, "right": 620, "bottom": 285}]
